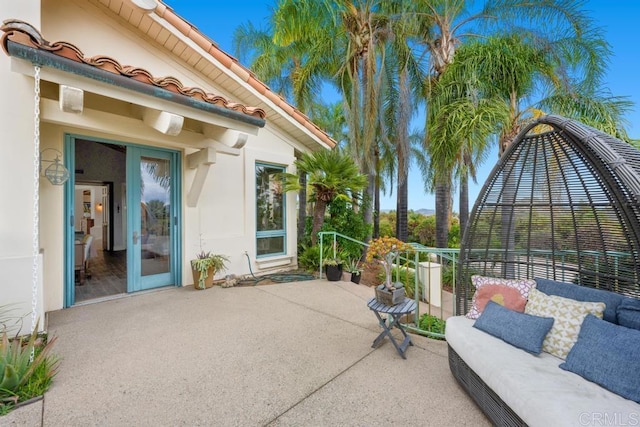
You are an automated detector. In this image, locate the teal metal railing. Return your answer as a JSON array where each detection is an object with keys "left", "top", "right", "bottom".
[
  {"left": 318, "top": 231, "right": 460, "bottom": 339},
  {"left": 319, "top": 232, "right": 637, "bottom": 341}
]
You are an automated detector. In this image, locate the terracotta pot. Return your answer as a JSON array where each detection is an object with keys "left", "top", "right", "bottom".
[{"left": 192, "top": 266, "right": 215, "bottom": 290}]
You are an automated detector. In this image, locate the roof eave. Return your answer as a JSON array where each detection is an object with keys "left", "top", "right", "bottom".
[{"left": 6, "top": 39, "right": 266, "bottom": 128}]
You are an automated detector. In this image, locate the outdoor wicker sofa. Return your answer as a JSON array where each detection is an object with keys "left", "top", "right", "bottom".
[{"left": 449, "top": 116, "right": 640, "bottom": 426}]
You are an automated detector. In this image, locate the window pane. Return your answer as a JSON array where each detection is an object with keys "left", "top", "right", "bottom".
[
  {"left": 257, "top": 236, "right": 285, "bottom": 256},
  {"left": 256, "top": 165, "right": 284, "bottom": 232}
]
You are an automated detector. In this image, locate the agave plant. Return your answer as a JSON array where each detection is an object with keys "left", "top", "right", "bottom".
[{"left": 0, "top": 327, "right": 58, "bottom": 405}]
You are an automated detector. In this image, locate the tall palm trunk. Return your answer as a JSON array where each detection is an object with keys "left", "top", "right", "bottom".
[
  {"left": 365, "top": 172, "right": 375, "bottom": 241},
  {"left": 374, "top": 173, "right": 380, "bottom": 239},
  {"left": 435, "top": 178, "right": 451, "bottom": 248},
  {"left": 297, "top": 171, "right": 307, "bottom": 244},
  {"left": 311, "top": 198, "right": 328, "bottom": 246},
  {"left": 459, "top": 171, "right": 469, "bottom": 242},
  {"left": 395, "top": 68, "right": 410, "bottom": 242},
  {"left": 396, "top": 179, "right": 408, "bottom": 241},
  {"left": 373, "top": 147, "right": 382, "bottom": 239}
]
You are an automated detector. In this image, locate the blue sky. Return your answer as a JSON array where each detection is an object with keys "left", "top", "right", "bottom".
[{"left": 164, "top": 0, "right": 640, "bottom": 212}]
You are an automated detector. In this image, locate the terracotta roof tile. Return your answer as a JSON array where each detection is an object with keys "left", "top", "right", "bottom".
[
  {"left": 153, "top": 2, "right": 336, "bottom": 148},
  {"left": 0, "top": 19, "right": 266, "bottom": 120}
]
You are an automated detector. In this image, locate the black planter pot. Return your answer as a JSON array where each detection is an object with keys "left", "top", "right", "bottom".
[
  {"left": 350, "top": 272, "right": 362, "bottom": 284},
  {"left": 325, "top": 264, "right": 343, "bottom": 281}
]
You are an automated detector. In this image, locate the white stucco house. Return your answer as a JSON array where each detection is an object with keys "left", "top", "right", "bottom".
[{"left": 0, "top": 0, "right": 335, "bottom": 331}]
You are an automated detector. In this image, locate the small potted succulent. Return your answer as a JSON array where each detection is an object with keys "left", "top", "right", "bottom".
[
  {"left": 323, "top": 257, "right": 343, "bottom": 282},
  {"left": 346, "top": 258, "right": 363, "bottom": 284},
  {"left": 366, "top": 237, "right": 413, "bottom": 304},
  {"left": 191, "top": 250, "right": 229, "bottom": 290}
]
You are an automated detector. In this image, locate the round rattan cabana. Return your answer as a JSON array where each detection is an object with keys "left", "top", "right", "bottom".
[{"left": 457, "top": 115, "right": 640, "bottom": 314}]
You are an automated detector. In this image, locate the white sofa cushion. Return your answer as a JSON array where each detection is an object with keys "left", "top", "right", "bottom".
[{"left": 446, "top": 316, "right": 640, "bottom": 426}]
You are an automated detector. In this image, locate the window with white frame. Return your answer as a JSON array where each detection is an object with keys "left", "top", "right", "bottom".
[{"left": 256, "top": 163, "right": 286, "bottom": 257}]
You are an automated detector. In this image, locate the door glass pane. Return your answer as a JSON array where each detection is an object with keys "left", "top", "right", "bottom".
[{"left": 140, "top": 157, "right": 171, "bottom": 276}]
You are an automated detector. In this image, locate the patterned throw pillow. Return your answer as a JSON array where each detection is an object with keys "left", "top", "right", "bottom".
[
  {"left": 475, "top": 284, "right": 528, "bottom": 313},
  {"left": 525, "top": 288, "right": 605, "bottom": 359},
  {"left": 466, "top": 275, "right": 536, "bottom": 320}
]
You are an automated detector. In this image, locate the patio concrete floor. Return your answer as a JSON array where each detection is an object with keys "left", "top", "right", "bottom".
[{"left": 6, "top": 279, "right": 489, "bottom": 426}]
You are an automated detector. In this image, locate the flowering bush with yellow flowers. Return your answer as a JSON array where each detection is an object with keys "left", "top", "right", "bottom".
[{"left": 366, "top": 237, "right": 413, "bottom": 289}]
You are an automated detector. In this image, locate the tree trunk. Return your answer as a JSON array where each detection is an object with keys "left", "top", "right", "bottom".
[
  {"left": 311, "top": 198, "right": 327, "bottom": 246},
  {"left": 459, "top": 171, "right": 469, "bottom": 243},
  {"left": 395, "top": 67, "right": 410, "bottom": 242},
  {"left": 297, "top": 171, "right": 307, "bottom": 245},
  {"left": 435, "top": 178, "right": 451, "bottom": 248},
  {"left": 396, "top": 177, "right": 408, "bottom": 241},
  {"left": 364, "top": 172, "right": 375, "bottom": 242},
  {"left": 374, "top": 172, "right": 380, "bottom": 239}
]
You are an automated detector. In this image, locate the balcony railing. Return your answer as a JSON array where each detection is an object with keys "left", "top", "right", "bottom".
[
  {"left": 318, "top": 231, "right": 460, "bottom": 339},
  {"left": 319, "top": 232, "right": 637, "bottom": 339}
]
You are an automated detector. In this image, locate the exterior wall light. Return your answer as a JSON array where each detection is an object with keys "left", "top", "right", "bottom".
[{"left": 40, "top": 148, "right": 70, "bottom": 185}]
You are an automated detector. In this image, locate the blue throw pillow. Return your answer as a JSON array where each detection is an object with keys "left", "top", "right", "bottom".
[
  {"left": 617, "top": 297, "right": 640, "bottom": 331},
  {"left": 560, "top": 315, "right": 640, "bottom": 403},
  {"left": 473, "top": 301, "right": 555, "bottom": 354},
  {"left": 535, "top": 278, "right": 623, "bottom": 323}
]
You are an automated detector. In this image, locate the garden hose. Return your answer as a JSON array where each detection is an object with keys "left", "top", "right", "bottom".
[{"left": 235, "top": 252, "right": 316, "bottom": 286}]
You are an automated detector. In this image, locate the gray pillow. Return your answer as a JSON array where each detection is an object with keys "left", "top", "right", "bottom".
[
  {"left": 535, "top": 278, "right": 623, "bottom": 323},
  {"left": 561, "top": 314, "right": 640, "bottom": 403},
  {"left": 473, "top": 301, "right": 554, "bottom": 354}
]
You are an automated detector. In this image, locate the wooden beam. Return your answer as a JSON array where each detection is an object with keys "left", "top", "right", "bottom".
[
  {"left": 186, "top": 148, "right": 216, "bottom": 207},
  {"left": 59, "top": 85, "right": 84, "bottom": 114},
  {"left": 203, "top": 124, "right": 249, "bottom": 149},
  {"left": 142, "top": 108, "right": 184, "bottom": 136}
]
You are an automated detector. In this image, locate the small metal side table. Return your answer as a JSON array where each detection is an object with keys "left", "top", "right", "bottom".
[{"left": 367, "top": 297, "right": 417, "bottom": 359}]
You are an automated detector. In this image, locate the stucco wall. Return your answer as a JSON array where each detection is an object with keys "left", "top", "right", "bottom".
[
  {"left": 0, "top": 0, "right": 44, "bottom": 332},
  {"left": 0, "top": 0, "right": 308, "bottom": 314}
]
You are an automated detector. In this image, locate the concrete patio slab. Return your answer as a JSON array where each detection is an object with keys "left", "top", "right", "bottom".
[
  {"left": 19, "top": 279, "right": 488, "bottom": 426},
  {"left": 1, "top": 398, "right": 43, "bottom": 426}
]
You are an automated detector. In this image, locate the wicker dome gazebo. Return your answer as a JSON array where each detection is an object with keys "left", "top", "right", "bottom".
[{"left": 457, "top": 115, "right": 640, "bottom": 315}]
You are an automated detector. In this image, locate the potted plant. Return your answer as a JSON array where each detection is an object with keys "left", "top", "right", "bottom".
[
  {"left": 323, "top": 257, "right": 343, "bottom": 281},
  {"left": 346, "top": 258, "right": 363, "bottom": 284},
  {"left": 191, "top": 250, "right": 229, "bottom": 290},
  {"left": 366, "top": 237, "right": 413, "bottom": 305}
]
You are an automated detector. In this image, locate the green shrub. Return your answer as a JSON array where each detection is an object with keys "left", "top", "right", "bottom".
[
  {"left": 378, "top": 216, "right": 394, "bottom": 237},
  {"left": 321, "top": 198, "right": 369, "bottom": 259},
  {"left": 418, "top": 313, "right": 446, "bottom": 339},
  {"left": 298, "top": 244, "right": 321, "bottom": 272}
]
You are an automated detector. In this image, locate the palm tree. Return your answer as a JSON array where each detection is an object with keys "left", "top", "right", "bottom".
[
  {"left": 377, "top": 0, "right": 428, "bottom": 242},
  {"left": 234, "top": 15, "right": 332, "bottom": 113},
  {"left": 269, "top": 0, "right": 397, "bottom": 241},
  {"left": 282, "top": 149, "right": 367, "bottom": 245},
  {"left": 411, "top": 0, "right": 615, "bottom": 248},
  {"left": 431, "top": 32, "right": 633, "bottom": 247}
]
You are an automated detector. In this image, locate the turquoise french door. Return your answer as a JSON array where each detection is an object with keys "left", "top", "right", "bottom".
[
  {"left": 127, "top": 146, "right": 179, "bottom": 291},
  {"left": 64, "top": 136, "right": 181, "bottom": 307}
]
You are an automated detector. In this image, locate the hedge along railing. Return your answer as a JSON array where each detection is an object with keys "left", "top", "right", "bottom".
[{"left": 317, "top": 231, "right": 461, "bottom": 339}]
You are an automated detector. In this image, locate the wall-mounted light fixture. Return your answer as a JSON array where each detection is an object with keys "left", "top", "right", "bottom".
[
  {"left": 40, "top": 148, "right": 70, "bottom": 185},
  {"left": 96, "top": 203, "right": 103, "bottom": 212}
]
